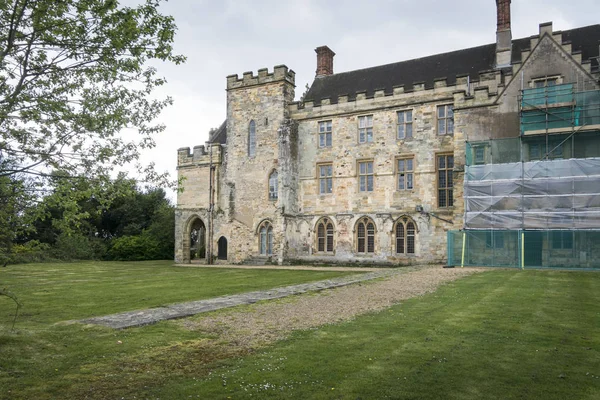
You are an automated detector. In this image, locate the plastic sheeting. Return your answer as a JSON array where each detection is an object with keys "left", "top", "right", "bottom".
[{"left": 464, "top": 158, "right": 600, "bottom": 229}]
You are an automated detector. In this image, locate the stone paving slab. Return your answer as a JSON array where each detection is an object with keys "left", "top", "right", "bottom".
[{"left": 79, "top": 270, "right": 398, "bottom": 329}]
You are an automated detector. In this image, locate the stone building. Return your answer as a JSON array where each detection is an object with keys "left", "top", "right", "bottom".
[{"left": 175, "top": 0, "right": 600, "bottom": 266}]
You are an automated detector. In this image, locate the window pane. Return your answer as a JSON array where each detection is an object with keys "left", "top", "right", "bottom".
[
  {"left": 438, "top": 171, "right": 446, "bottom": 188},
  {"left": 357, "top": 223, "right": 365, "bottom": 253},
  {"left": 447, "top": 106, "right": 453, "bottom": 117},
  {"left": 398, "top": 159, "right": 405, "bottom": 171},
  {"left": 407, "top": 159, "right": 413, "bottom": 170},
  {"left": 438, "top": 156, "right": 446, "bottom": 169},
  {"left": 406, "top": 110, "right": 412, "bottom": 122},
  {"left": 438, "top": 106, "right": 445, "bottom": 118},
  {"left": 398, "top": 173, "right": 405, "bottom": 190},
  {"left": 366, "top": 128, "right": 373, "bottom": 142},
  {"left": 396, "top": 223, "right": 404, "bottom": 254},
  {"left": 326, "top": 132, "right": 332, "bottom": 147},
  {"left": 398, "top": 125, "right": 405, "bottom": 139},
  {"left": 398, "top": 112, "right": 404, "bottom": 123},
  {"left": 439, "top": 121, "right": 446, "bottom": 135},
  {"left": 439, "top": 190, "right": 447, "bottom": 207},
  {"left": 367, "top": 175, "right": 373, "bottom": 191},
  {"left": 447, "top": 118, "right": 454, "bottom": 134},
  {"left": 367, "top": 162, "right": 373, "bottom": 174},
  {"left": 406, "top": 123, "right": 412, "bottom": 138},
  {"left": 407, "top": 173, "right": 413, "bottom": 189},
  {"left": 448, "top": 156, "right": 454, "bottom": 168}
]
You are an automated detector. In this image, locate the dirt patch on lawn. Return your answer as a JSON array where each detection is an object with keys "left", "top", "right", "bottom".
[{"left": 180, "top": 266, "right": 485, "bottom": 350}]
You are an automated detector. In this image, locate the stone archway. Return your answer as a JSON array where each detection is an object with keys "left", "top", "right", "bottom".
[
  {"left": 188, "top": 218, "right": 206, "bottom": 262},
  {"left": 217, "top": 236, "right": 228, "bottom": 260}
]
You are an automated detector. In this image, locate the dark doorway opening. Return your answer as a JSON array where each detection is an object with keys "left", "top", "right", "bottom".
[{"left": 217, "top": 236, "right": 228, "bottom": 260}]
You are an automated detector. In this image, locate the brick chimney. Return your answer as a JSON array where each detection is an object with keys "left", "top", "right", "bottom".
[
  {"left": 315, "top": 46, "right": 335, "bottom": 77},
  {"left": 495, "top": 0, "right": 512, "bottom": 68}
]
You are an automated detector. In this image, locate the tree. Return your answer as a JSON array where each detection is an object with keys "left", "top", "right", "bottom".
[{"left": 0, "top": 0, "right": 184, "bottom": 181}]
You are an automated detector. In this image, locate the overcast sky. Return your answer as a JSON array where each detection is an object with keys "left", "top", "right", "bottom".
[{"left": 137, "top": 0, "right": 600, "bottom": 198}]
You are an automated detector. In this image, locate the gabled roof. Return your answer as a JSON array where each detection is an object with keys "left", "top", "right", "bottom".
[
  {"left": 209, "top": 120, "right": 227, "bottom": 144},
  {"left": 304, "top": 24, "right": 600, "bottom": 106}
]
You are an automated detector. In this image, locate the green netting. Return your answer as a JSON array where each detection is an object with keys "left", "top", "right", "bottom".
[
  {"left": 520, "top": 86, "right": 600, "bottom": 134},
  {"left": 447, "top": 230, "right": 600, "bottom": 270},
  {"left": 521, "top": 84, "right": 574, "bottom": 108},
  {"left": 466, "top": 130, "right": 600, "bottom": 166}
]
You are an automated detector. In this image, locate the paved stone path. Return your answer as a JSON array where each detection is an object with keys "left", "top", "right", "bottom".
[{"left": 80, "top": 270, "right": 399, "bottom": 329}]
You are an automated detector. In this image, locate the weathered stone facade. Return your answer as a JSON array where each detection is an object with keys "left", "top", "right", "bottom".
[{"left": 175, "top": 6, "right": 600, "bottom": 265}]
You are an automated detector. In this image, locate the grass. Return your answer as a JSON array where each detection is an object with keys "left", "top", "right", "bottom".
[{"left": 1, "top": 264, "right": 599, "bottom": 399}]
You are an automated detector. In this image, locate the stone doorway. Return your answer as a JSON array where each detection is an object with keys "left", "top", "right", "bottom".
[
  {"left": 189, "top": 218, "right": 206, "bottom": 262},
  {"left": 217, "top": 236, "right": 228, "bottom": 260}
]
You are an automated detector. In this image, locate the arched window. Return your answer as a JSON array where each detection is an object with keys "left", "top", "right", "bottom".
[
  {"left": 316, "top": 217, "right": 335, "bottom": 253},
  {"left": 395, "top": 216, "right": 416, "bottom": 254},
  {"left": 258, "top": 221, "right": 273, "bottom": 256},
  {"left": 356, "top": 217, "right": 375, "bottom": 254},
  {"left": 268, "top": 170, "right": 278, "bottom": 201},
  {"left": 248, "top": 120, "right": 256, "bottom": 157}
]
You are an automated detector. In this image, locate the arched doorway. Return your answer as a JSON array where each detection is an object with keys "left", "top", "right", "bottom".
[
  {"left": 189, "top": 218, "right": 206, "bottom": 261},
  {"left": 217, "top": 236, "right": 228, "bottom": 260}
]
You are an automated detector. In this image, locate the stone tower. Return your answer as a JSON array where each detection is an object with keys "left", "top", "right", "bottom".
[{"left": 223, "top": 65, "right": 296, "bottom": 264}]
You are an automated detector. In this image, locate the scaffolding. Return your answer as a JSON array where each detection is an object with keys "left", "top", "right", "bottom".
[{"left": 457, "top": 82, "right": 600, "bottom": 269}]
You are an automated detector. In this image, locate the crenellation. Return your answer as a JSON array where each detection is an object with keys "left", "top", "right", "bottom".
[
  {"left": 434, "top": 78, "right": 447, "bottom": 88},
  {"left": 177, "top": 143, "right": 222, "bottom": 167},
  {"left": 393, "top": 85, "right": 405, "bottom": 95},
  {"left": 226, "top": 65, "right": 295, "bottom": 90},
  {"left": 176, "top": 8, "right": 600, "bottom": 265}
]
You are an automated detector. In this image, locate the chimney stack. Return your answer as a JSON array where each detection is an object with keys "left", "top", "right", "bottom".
[
  {"left": 315, "top": 46, "right": 335, "bottom": 77},
  {"left": 495, "top": 0, "right": 512, "bottom": 68}
]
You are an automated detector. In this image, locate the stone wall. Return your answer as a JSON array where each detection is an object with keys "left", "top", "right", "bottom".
[{"left": 175, "top": 23, "right": 599, "bottom": 265}]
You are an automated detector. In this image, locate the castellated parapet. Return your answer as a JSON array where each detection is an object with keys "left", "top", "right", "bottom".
[
  {"left": 177, "top": 143, "right": 223, "bottom": 168},
  {"left": 226, "top": 65, "right": 295, "bottom": 90}
]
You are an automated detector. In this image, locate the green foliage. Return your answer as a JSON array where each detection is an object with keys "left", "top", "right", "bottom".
[
  {"left": 108, "top": 232, "right": 162, "bottom": 261},
  {"left": 0, "top": 0, "right": 185, "bottom": 182},
  {"left": 8, "top": 240, "right": 51, "bottom": 264},
  {"left": 0, "top": 0, "right": 183, "bottom": 264}
]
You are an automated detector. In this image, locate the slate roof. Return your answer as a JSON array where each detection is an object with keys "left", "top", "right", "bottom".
[
  {"left": 209, "top": 120, "right": 227, "bottom": 144},
  {"left": 305, "top": 24, "right": 600, "bottom": 106}
]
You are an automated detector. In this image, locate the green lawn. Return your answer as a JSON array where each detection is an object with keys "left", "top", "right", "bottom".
[
  {"left": 0, "top": 261, "right": 355, "bottom": 324},
  {"left": 1, "top": 265, "right": 599, "bottom": 400}
]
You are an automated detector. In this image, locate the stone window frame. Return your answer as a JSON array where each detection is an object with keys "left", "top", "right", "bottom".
[
  {"left": 318, "top": 120, "right": 333, "bottom": 148},
  {"left": 357, "top": 159, "right": 374, "bottom": 192},
  {"left": 437, "top": 152, "right": 454, "bottom": 208},
  {"left": 317, "top": 163, "right": 333, "bottom": 195},
  {"left": 393, "top": 216, "right": 417, "bottom": 255},
  {"left": 355, "top": 216, "right": 376, "bottom": 254},
  {"left": 257, "top": 220, "right": 273, "bottom": 256},
  {"left": 248, "top": 120, "right": 257, "bottom": 157},
  {"left": 315, "top": 217, "right": 335, "bottom": 254},
  {"left": 268, "top": 169, "right": 278, "bottom": 201},
  {"left": 531, "top": 75, "right": 562, "bottom": 88},
  {"left": 396, "top": 156, "right": 414, "bottom": 191},
  {"left": 436, "top": 104, "right": 454, "bottom": 136},
  {"left": 358, "top": 114, "right": 374, "bottom": 144},
  {"left": 397, "top": 109, "right": 413, "bottom": 140}
]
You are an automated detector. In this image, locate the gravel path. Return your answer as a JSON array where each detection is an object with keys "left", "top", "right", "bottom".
[
  {"left": 79, "top": 270, "right": 397, "bottom": 329},
  {"left": 180, "top": 266, "right": 485, "bottom": 349}
]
